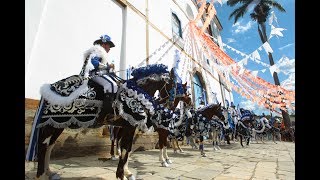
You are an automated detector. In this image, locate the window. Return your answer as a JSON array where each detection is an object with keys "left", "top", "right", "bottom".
[{"left": 172, "top": 13, "right": 182, "bottom": 38}]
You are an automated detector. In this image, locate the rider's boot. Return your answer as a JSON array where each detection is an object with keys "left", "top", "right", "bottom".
[{"left": 96, "top": 93, "right": 115, "bottom": 125}]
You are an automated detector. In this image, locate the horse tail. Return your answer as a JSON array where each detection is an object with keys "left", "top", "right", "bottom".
[{"left": 26, "top": 98, "right": 45, "bottom": 161}]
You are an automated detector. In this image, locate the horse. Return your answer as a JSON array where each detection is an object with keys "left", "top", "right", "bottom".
[
  {"left": 152, "top": 79, "right": 193, "bottom": 167},
  {"left": 235, "top": 109, "right": 255, "bottom": 147},
  {"left": 252, "top": 116, "right": 282, "bottom": 144},
  {"left": 25, "top": 64, "right": 171, "bottom": 180},
  {"left": 166, "top": 93, "right": 192, "bottom": 153},
  {"left": 187, "top": 103, "right": 226, "bottom": 155},
  {"left": 105, "top": 68, "right": 192, "bottom": 167},
  {"left": 218, "top": 107, "right": 233, "bottom": 145},
  {"left": 262, "top": 117, "right": 282, "bottom": 143},
  {"left": 209, "top": 118, "right": 224, "bottom": 151}
]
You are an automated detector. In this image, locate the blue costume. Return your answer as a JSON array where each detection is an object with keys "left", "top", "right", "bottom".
[{"left": 79, "top": 34, "right": 117, "bottom": 124}]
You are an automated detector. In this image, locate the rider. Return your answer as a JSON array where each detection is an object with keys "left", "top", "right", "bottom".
[
  {"left": 228, "top": 102, "right": 238, "bottom": 140},
  {"left": 79, "top": 34, "right": 118, "bottom": 125},
  {"left": 258, "top": 113, "right": 272, "bottom": 129}
]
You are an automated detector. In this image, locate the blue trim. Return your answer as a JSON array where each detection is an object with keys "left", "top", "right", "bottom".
[
  {"left": 26, "top": 98, "right": 45, "bottom": 161},
  {"left": 91, "top": 56, "right": 101, "bottom": 69},
  {"left": 131, "top": 64, "right": 168, "bottom": 81}
]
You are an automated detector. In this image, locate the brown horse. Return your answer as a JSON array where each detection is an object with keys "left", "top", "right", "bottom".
[
  {"left": 26, "top": 64, "right": 171, "bottom": 180},
  {"left": 156, "top": 90, "right": 192, "bottom": 167},
  {"left": 108, "top": 70, "right": 192, "bottom": 167}
]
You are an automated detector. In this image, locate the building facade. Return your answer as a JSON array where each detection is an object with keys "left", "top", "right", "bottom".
[{"left": 25, "top": 0, "right": 234, "bottom": 109}]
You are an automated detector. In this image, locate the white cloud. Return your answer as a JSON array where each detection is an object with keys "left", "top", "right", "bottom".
[
  {"left": 213, "top": 0, "right": 228, "bottom": 5},
  {"left": 240, "top": 100, "right": 256, "bottom": 111},
  {"left": 232, "top": 21, "right": 254, "bottom": 34},
  {"left": 276, "top": 56, "right": 295, "bottom": 75},
  {"left": 226, "top": 38, "right": 236, "bottom": 44},
  {"left": 281, "top": 73, "right": 295, "bottom": 91},
  {"left": 239, "top": 100, "right": 271, "bottom": 116},
  {"left": 279, "top": 43, "right": 294, "bottom": 51}
]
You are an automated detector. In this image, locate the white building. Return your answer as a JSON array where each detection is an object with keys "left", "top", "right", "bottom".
[{"left": 25, "top": 0, "right": 234, "bottom": 109}]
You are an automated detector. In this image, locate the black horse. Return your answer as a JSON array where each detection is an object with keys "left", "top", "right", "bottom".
[{"left": 26, "top": 64, "right": 171, "bottom": 180}]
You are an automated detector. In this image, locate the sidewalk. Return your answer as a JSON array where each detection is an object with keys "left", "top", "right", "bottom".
[{"left": 25, "top": 141, "right": 295, "bottom": 180}]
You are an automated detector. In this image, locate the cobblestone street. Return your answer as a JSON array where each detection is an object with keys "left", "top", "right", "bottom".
[{"left": 25, "top": 141, "right": 295, "bottom": 180}]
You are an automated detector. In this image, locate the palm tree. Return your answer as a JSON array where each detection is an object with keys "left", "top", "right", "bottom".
[{"left": 227, "top": 0, "right": 292, "bottom": 129}]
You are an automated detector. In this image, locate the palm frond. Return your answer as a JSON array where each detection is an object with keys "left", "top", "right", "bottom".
[
  {"left": 227, "top": 0, "right": 253, "bottom": 7},
  {"left": 270, "top": 2, "right": 286, "bottom": 12},
  {"left": 228, "top": 1, "right": 253, "bottom": 24},
  {"left": 263, "top": 0, "right": 286, "bottom": 12}
]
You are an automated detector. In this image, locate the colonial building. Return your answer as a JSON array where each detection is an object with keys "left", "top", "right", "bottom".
[{"left": 26, "top": 0, "right": 234, "bottom": 108}]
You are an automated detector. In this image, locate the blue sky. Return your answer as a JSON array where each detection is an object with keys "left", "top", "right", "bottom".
[{"left": 213, "top": 0, "right": 295, "bottom": 116}]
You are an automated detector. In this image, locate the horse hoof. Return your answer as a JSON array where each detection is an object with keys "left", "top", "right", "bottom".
[
  {"left": 166, "top": 159, "right": 172, "bottom": 164},
  {"left": 161, "top": 161, "right": 169, "bottom": 167},
  {"left": 111, "top": 156, "right": 118, "bottom": 161},
  {"left": 50, "top": 173, "right": 61, "bottom": 180},
  {"left": 180, "top": 150, "right": 184, "bottom": 153},
  {"left": 35, "top": 174, "right": 49, "bottom": 180},
  {"left": 127, "top": 174, "right": 136, "bottom": 180}
]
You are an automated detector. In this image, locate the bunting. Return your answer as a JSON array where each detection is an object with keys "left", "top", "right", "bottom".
[{"left": 188, "top": 22, "right": 294, "bottom": 113}]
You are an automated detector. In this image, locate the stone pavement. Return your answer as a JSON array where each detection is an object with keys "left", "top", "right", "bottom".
[{"left": 25, "top": 141, "right": 295, "bottom": 180}]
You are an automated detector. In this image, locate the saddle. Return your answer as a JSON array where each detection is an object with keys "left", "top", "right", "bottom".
[{"left": 50, "top": 75, "right": 85, "bottom": 97}]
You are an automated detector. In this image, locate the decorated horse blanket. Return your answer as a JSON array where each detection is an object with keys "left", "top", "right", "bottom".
[{"left": 36, "top": 79, "right": 155, "bottom": 129}]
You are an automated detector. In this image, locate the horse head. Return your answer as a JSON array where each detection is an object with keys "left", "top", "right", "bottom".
[
  {"left": 131, "top": 64, "right": 170, "bottom": 96},
  {"left": 198, "top": 103, "right": 225, "bottom": 122}
]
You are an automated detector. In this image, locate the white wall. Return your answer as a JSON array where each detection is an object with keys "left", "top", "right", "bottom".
[
  {"left": 25, "top": 0, "right": 124, "bottom": 99},
  {"left": 25, "top": 0, "right": 48, "bottom": 73}
]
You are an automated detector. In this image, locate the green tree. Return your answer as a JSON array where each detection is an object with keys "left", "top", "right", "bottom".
[{"left": 227, "top": 0, "right": 291, "bottom": 129}]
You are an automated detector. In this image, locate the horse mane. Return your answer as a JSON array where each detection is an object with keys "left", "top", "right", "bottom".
[
  {"left": 197, "top": 103, "right": 220, "bottom": 113},
  {"left": 124, "top": 80, "right": 156, "bottom": 108},
  {"left": 131, "top": 64, "right": 168, "bottom": 81}
]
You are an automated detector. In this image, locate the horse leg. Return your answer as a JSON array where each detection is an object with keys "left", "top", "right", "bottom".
[
  {"left": 225, "top": 133, "right": 231, "bottom": 144},
  {"left": 158, "top": 129, "right": 170, "bottom": 166},
  {"left": 246, "top": 136, "right": 250, "bottom": 146},
  {"left": 240, "top": 135, "right": 244, "bottom": 147},
  {"left": 115, "top": 127, "right": 121, "bottom": 156},
  {"left": 212, "top": 131, "right": 217, "bottom": 151},
  {"left": 116, "top": 126, "right": 136, "bottom": 180},
  {"left": 171, "top": 138, "right": 177, "bottom": 154},
  {"left": 45, "top": 128, "right": 64, "bottom": 178},
  {"left": 176, "top": 139, "right": 183, "bottom": 153},
  {"left": 111, "top": 127, "right": 121, "bottom": 160},
  {"left": 36, "top": 126, "right": 64, "bottom": 180},
  {"left": 272, "top": 132, "right": 277, "bottom": 144},
  {"left": 163, "top": 131, "right": 172, "bottom": 164},
  {"left": 216, "top": 131, "right": 221, "bottom": 150},
  {"left": 110, "top": 139, "right": 116, "bottom": 159},
  {"left": 189, "top": 136, "right": 197, "bottom": 149}
]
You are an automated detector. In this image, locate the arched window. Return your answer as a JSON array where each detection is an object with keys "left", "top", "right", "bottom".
[
  {"left": 172, "top": 13, "right": 182, "bottom": 38},
  {"left": 193, "top": 73, "right": 207, "bottom": 109}
]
